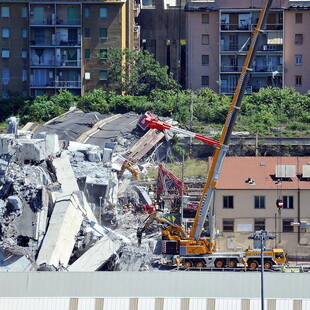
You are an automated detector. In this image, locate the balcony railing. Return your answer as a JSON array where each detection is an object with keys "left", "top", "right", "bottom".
[
  {"left": 221, "top": 65, "right": 243, "bottom": 72},
  {"left": 30, "top": 16, "right": 81, "bottom": 26},
  {"left": 30, "top": 39, "right": 81, "bottom": 47},
  {"left": 259, "top": 44, "right": 283, "bottom": 51},
  {"left": 57, "top": 60, "right": 81, "bottom": 67},
  {"left": 220, "top": 44, "right": 249, "bottom": 52},
  {"left": 31, "top": 81, "right": 81, "bottom": 88},
  {"left": 221, "top": 86, "right": 252, "bottom": 94},
  {"left": 221, "top": 43, "right": 283, "bottom": 52},
  {"left": 30, "top": 59, "right": 81, "bottom": 67},
  {"left": 253, "top": 65, "right": 283, "bottom": 73},
  {"left": 220, "top": 23, "right": 283, "bottom": 31}
]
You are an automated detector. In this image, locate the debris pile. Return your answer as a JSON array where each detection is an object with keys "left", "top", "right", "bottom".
[{"left": 0, "top": 115, "right": 166, "bottom": 272}]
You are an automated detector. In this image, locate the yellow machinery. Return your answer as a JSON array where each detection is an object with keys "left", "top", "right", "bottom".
[{"left": 142, "top": 0, "right": 287, "bottom": 269}]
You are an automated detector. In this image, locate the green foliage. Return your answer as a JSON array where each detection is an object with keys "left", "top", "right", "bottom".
[
  {"left": 22, "top": 95, "right": 64, "bottom": 123},
  {"left": 109, "top": 95, "right": 152, "bottom": 114},
  {"left": 76, "top": 89, "right": 109, "bottom": 114},
  {"left": 100, "top": 48, "right": 180, "bottom": 96}
]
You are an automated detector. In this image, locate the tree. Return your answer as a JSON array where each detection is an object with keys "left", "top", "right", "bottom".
[
  {"left": 100, "top": 48, "right": 180, "bottom": 96},
  {"left": 77, "top": 89, "right": 109, "bottom": 114}
]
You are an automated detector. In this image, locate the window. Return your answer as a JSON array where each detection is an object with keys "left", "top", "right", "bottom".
[
  {"left": 283, "top": 219, "right": 293, "bottom": 232},
  {"left": 223, "top": 219, "right": 234, "bottom": 232},
  {"left": 254, "top": 219, "right": 265, "bottom": 231},
  {"left": 85, "top": 7, "right": 90, "bottom": 18},
  {"left": 223, "top": 196, "right": 234, "bottom": 209},
  {"left": 202, "top": 13, "right": 209, "bottom": 24},
  {"left": 85, "top": 70, "right": 90, "bottom": 80},
  {"left": 84, "top": 28, "right": 90, "bottom": 38},
  {"left": 22, "top": 50, "right": 27, "bottom": 58},
  {"left": 202, "top": 34, "right": 209, "bottom": 45},
  {"left": 254, "top": 196, "right": 265, "bottom": 209},
  {"left": 99, "top": 49, "right": 108, "bottom": 58},
  {"left": 22, "top": 7, "right": 27, "bottom": 18},
  {"left": 295, "top": 75, "right": 302, "bottom": 87},
  {"left": 99, "top": 70, "right": 108, "bottom": 80},
  {"left": 202, "top": 55, "right": 209, "bottom": 65},
  {"left": 295, "top": 13, "right": 302, "bottom": 24},
  {"left": 1, "top": 7, "right": 9, "bottom": 17},
  {"left": 295, "top": 55, "right": 302, "bottom": 65},
  {"left": 2, "top": 49, "right": 10, "bottom": 58},
  {"left": 2, "top": 28, "right": 9, "bottom": 38},
  {"left": 283, "top": 196, "right": 294, "bottom": 209},
  {"left": 100, "top": 28, "right": 108, "bottom": 38},
  {"left": 2, "top": 69, "right": 10, "bottom": 85},
  {"left": 85, "top": 49, "right": 90, "bottom": 59},
  {"left": 201, "top": 76, "right": 209, "bottom": 86},
  {"left": 22, "top": 69, "right": 27, "bottom": 82},
  {"left": 22, "top": 28, "right": 27, "bottom": 38},
  {"left": 295, "top": 34, "right": 303, "bottom": 45},
  {"left": 100, "top": 8, "right": 107, "bottom": 18}
]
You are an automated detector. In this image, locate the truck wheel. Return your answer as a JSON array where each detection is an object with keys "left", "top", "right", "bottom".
[
  {"left": 195, "top": 261, "right": 205, "bottom": 268},
  {"left": 228, "top": 260, "right": 237, "bottom": 268},
  {"left": 184, "top": 261, "right": 193, "bottom": 269},
  {"left": 264, "top": 261, "right": 272, "bottom": 270},
  {"left": 248, "top": 260, "right": 259, "bottom": 270},
  {"left": 214, "top": 259, "right": 225, "bottom": 268}
]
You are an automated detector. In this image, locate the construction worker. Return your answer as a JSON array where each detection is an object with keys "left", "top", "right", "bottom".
[
  {"left": 291, "top": 268, "right": 295, "bottom": 273},
  {"left": 299, "top": 264, "right": 304, "bottom": 273},
  {"left": 281, "top": 265, "right": 286, "bottom": 273}
]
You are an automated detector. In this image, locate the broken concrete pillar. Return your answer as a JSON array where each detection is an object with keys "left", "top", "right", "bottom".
[
  {"left": 36, "top": 193, "right": 84, "bottom": 268},
  {"left": 45, "top": 134, "right": 60, "bottom": 155},
  {"left": 51, "top": 151, "right": 79, "bottom": 195},
  {"left": 18, "top": 139, "right": 48, "bottom": 161},
  {"left": 0, "top": 135, "right": 15, "bottom": 155}
]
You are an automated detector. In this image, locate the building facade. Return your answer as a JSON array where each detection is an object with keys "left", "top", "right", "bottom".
[
  {"left": 136, "top": 0, "right": 187, "bottom": 88},
  {"left": 0, "top": 0, "right": 136, "bottom": 98},
  {"left": 185, "top": 0, "right": 310, "bottom": 94},
  {"left": 213, "top": 156, "right": 310, "bottom": 258}
]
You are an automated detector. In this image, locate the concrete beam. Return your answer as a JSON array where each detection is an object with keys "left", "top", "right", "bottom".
[{"left": 36, "top": 193, "right": 84, "bottom": 268}]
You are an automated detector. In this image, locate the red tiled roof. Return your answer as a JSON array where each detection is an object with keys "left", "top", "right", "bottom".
[{"left": 214, "top": 157, "right": 310, "bottom": 190}]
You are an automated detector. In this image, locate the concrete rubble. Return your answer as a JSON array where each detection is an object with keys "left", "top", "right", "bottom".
[{"left": 0, "top": 114, "right": 169, "bottom": 271}]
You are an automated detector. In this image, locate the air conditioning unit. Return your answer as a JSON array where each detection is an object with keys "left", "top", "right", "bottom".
[{"left": 263, "top": 45, "right": 268, "bottom": 51}]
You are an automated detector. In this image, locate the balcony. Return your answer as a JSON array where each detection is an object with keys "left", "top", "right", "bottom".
[
  {"left": 57, "top": 60, "right": 81, "bottom": 68},
  {"left": 221, "top": 86, "right": 252, "bottom": 94},
  {"left": 253, "top": 65, "right": 283, "bottom": 73},
  {"left": 30, "top": 16, "right": 81, "bottom": 26},
  {"left": 31, "top": 81, "right": 81, "bottom": 88},
  {"left": 220, "top": 23, "right": 283, "bottom": 31},
  {"left": 258, "top": 44, "right": 283, "bottom": 52},
  {"left": 220, "top": 65, "right": 243, "bottom": 72},
  {"left": 220, "top": 43, "right": 249, "bottom": 52}
]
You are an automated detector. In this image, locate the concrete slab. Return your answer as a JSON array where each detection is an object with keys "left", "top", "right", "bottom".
[
  {"left": 51, "top": 151, "right": 79, "bottom": 195},
  {"left": 68, "top": 223, "right": 123, "bottom": 272},
  {"left": 36, "top": 193, "right": 84, "bottom": 268}
]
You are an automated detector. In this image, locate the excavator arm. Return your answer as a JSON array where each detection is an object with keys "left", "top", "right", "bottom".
[{"left": 137, "top": 212, "right": 188, "bottom": 245}]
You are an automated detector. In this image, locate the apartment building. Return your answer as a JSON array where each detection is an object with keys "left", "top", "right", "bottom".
[
  {"left": 213, "top": 157, "right": 310, "bottom": 258},
  {"left": 0, "top": 0, "right": 137, "bottom": 98},
  {"left": 185, "top": 0, "right": 310, "bottom": 94}
]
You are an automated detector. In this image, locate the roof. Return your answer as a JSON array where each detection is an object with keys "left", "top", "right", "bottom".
[
  {"left": 0, "top": 272, "right": 310, "bottom": 299},
  {"left": 216, "top": 156, "right": 310, "bottom": 190}
]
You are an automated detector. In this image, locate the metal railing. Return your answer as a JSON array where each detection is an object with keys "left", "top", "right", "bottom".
[
  {"left": 30, "top": 16, "right": 81, "bottom": 26},
  {"left": 220, "top": 23, "right": 283, "bottom": 31}
]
